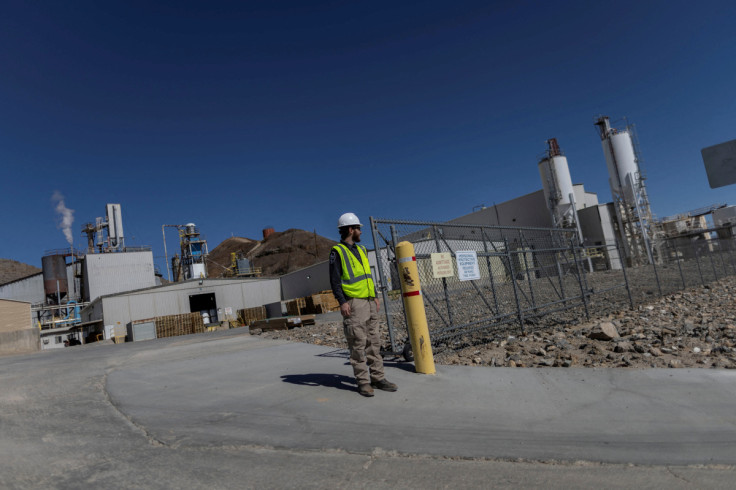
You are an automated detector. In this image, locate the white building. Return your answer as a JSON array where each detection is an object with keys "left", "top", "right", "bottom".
[{"left": 81, "top": 277, "right": 282, "bottom": 333}]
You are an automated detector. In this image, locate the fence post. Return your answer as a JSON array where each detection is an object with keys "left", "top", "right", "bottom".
[
  {"left": 481, "top": 229, "right": 500, "bottom": 313},
  {"left": 433, "top": 226, "right": 455, "bottom": 329},
  {"left": 571, "top": 238, "right": 590, "bottom": 319},
  {"left": 369, "top": 217, "right": 397, "bottom": 353},
  {"left": 718, "top": 239, "right": 728, "bottom": 279},
  {"left": 519, "top": 230, "right": 537, "bottom": 309},
  {"left": 672, "top": 240, "right": 686, "bottom": 289},
  {"left": 578, "top": 242, "right": 592, "bottom": 299},
  {"left": 708, "top": 245, "right": 718, "bottom": 281},
  {"left": 396, "top": 241, "right": 435, "bottom": 375},
  {"left": 650, "top": 247, "right": 663, "bottom": 296},
  {"left": 729, "top": 238, "right": 736, "bottom": 275},
  {"left": 551, "top": 230, "right": 566, "bottom": 303},
  {"left": 694, "top": 246, "right": 705, "bottom": 286},
  {"left": 617, "top": 242, "right": 634, "bottom": 309},
  {"left": 504, "top": 238, "right": 526, "bottom": 334}
]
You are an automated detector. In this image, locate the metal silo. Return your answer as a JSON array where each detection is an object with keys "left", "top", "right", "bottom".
[
  {"left": 594, "top": 116, "right": 657, "bottom": 265},
  {"left": 538, "top": 138, "right": 576, "bottom": 228},
  {"left": 597, "top": 118, "right": 640, "bottom": 203},
  {"left": 42, "top": 255, "right": 68, "bottom": 304}
]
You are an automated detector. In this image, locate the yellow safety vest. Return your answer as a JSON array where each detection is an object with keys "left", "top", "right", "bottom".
[{"left": 332, "top": 243, "right": 375, "bottom": 299}]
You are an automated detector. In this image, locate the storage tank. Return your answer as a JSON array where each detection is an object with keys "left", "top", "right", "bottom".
[
  {"left": 42, "top": 255, "right": 68, "bottom": 303},
  {"left": 595, "top": 116, "right": 640, "bottom": 203},
  {"left": 237, "top": 257, "right": 251, "bottom": 274},
  {"left": 538, "top": 138, "right": 575, "bottom": 226}
]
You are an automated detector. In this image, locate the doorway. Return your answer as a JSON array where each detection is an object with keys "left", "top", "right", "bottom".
[{"left": 189, "top": 293, "right": 217, "bottom": 324}]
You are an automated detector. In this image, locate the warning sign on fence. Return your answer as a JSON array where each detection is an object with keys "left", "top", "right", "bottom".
[
  {"left": 431, "top": 252, "right": 454, "bottom": 278},
  {"left": 455, "top": 251, "right": 480, "bottom": 281}
]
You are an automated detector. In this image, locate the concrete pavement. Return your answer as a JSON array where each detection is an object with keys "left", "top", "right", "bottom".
[{"left": 2, "top": 328, "right": 735, "bottom": 488}]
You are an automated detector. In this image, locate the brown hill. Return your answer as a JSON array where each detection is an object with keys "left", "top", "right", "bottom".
[
  {"left": 206, "top": 229, "right": 338, "bottom": 278},
  {"left": 0, "top": 259, "right": 41, "bottom": 285}
]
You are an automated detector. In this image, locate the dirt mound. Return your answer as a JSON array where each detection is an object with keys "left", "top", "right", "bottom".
[
  {"left": 205, "top": 237, "right": 260, "bottom": 277},
  {"left": 0, "top": 259, "right": 41, "bottom": 285},
  {"left": 206, "top": 229, "right": 338, "bottom": 278}
]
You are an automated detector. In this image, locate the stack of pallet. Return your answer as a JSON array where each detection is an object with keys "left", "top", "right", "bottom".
[
  {"left": 238, "top": 306, "right": 267, "bottom": 326},
  {"left": 285, "top": 297, "right": 307, "bottom": 316},
  {"left": 306, "top": 290, "right": 340, "bottom": 314},
  {"left": 154, "top": 312, "right": 205, "bottom": 339}
]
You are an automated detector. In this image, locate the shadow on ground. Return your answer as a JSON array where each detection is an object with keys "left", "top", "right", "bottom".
[
  {"left": 314, "top": 349, "right": 416, "bottom": 373},
  {"left": 382, "top": 360, "right": 416, "bottom": 373},
  {"left": 280, "top": 373, "right": 357, "bottom": 392},
  {"left": 316, "top": 349, "right": 349, "bottom": 359}
]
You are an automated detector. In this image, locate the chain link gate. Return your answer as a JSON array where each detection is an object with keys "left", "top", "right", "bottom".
[
  {"left": 369, "top": 218, "right": 609, "bottom": 355},
  {"left": 369, "top": 217, "right": 736, "bottom": 357}
]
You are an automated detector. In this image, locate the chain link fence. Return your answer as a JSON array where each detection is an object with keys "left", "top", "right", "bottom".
[{"left": 369, "top": 217, "right": 736, "bottom": 355}]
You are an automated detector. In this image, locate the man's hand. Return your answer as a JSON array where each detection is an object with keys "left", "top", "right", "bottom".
[
  {"left": 340, "top": 302, "right": 351, "bottom": 318},
  {"left": 374, "top": 298, "right": 380, "bottom": 309}
]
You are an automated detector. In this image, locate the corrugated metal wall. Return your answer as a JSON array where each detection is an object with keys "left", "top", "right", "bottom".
[
  {"left": 450, "top": 189, "right": 551, "bottom": 228},
  {"left": 280, "top": 260, "right": 331, "bottom": 300},
  {"left": 0, "top": 274, "right": 44, "bottom": 303},
  {"left": 87, "top": 278, "right": 281, "bottom": 327},
  {"left": 0, "top": 262, "right": 82, "bottom": 304}
]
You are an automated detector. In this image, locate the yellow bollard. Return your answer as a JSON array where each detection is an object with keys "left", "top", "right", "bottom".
[{"left": 395, "top": 241, "right": 436, "bottom": 374}]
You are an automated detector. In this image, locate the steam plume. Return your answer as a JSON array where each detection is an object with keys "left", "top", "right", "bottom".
[{"left": 51, "top": 191, "right": 75, "bottom": 245}]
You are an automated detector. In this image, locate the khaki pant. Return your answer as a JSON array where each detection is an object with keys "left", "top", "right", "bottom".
[{"left": 343, "top": 298, "right": 385, "bottom": 386}]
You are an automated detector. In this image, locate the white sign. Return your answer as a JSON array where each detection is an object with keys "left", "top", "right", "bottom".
[
  {"left": 455, "top": 251, "right": 480, "bottom": 281},
  {"left": 431, "top": 252, "right": 454, "bottom": 278}
]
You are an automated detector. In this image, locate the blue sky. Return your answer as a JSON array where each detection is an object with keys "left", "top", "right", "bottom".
[{"left": 1, "top": 1, "right": 735, "bottom": 272}]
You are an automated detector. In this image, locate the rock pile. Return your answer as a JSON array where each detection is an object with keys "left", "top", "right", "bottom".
[{"left": 253, "top": 276, "right": 736, "bottom": 370}]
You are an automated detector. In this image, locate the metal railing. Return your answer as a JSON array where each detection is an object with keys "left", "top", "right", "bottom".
[{"left": 370, "top": 217, "right": 736, "bottom": 354}]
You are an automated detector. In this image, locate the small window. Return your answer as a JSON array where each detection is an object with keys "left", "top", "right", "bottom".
[{"left": 55, "top": 336, "right": 62, "bottom": 344}]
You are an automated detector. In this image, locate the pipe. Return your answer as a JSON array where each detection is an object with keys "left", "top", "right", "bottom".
[{"left": 162, "top": 224, "right": 170, "bottom": 282}]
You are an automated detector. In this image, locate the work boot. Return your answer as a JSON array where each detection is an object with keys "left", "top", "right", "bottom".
[
  {"left": 358, "top": 384, "right": 374, "bottom": 397},
  {"left": 371, "top": 379, "right": 398, "bottom": 392}
]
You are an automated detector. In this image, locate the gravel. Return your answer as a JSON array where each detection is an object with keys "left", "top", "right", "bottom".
[{"left": 251, "top": 275, "right": 736, "bottom": 370}]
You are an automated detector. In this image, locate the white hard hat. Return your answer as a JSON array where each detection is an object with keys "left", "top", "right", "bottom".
[{"left": 337, "top": 212, "right": 362, "bottom": 228}]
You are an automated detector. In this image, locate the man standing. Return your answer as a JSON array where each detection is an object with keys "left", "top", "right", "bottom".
[{"left": 329, "top": 213, "right": 398, "bottom": 397}]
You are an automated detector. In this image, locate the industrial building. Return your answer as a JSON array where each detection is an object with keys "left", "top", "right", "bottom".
[
  {"left": 443, "top": 117, "right": 729, "bottom": 270},
  {"left": 0, "top": 200, "right": 339, "bottom": 352},
  {"left": 713, "top": 205, "right": 736, "bottom": 238},
  {"left": 376, "top": 116, "right": 731, "bottom": 274},
  {"left": 0, "top": 204, "right": 162, "bottom": 350},
  {"left": 439, "top": 135, "right": 623, "bottom": 271},
  {"left": 0, "top": 259, "right": 81, "bottom": 305},
  {"left": 81, "top": 277, "right": 282, "bottom": 332},
  {"left": 2, "top": 115, "right": 733, "bottom": 355}
]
